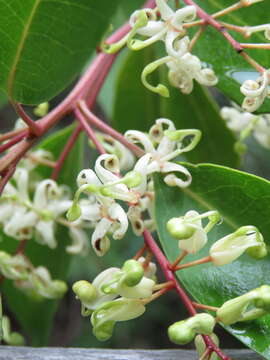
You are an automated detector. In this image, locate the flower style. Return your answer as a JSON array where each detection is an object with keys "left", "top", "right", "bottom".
[
  {"left": 210, "top": 225, "right": 267, "bottom": 266},
  {"left": 217, "top": 285, "right": 270, "bottom": 325},
  {"left": 240, "top": 70, "right": 270, "bottom": 112}
]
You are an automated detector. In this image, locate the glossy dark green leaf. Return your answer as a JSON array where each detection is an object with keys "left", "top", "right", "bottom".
[
  {"left": 1, "top": 125, "right": 84, "bottom": 346},
  {"left": 155, "top": 164, "right": 270, "bottom": 359},
  {"left": 0, "top": 0, "right": 119, "bottom": 105},
  {"left": 191, "top": 0, "right": 270, "bottom": 113},
  {"left": 113, "top": 48, "right": 239, "bottom": 167}
]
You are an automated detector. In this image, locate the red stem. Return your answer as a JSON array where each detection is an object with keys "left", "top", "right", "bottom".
[
  {"left": 0, "top": 131, "right": 27, "bottom": 154},
  {"left": 51, "top": 125, "right": 82, "bottom": 180},
  {"left": 0, "top": 165, "right": 16, "bottom": 195},
  {"left": 75, "top": 109, "right": 106, "bottom": 155},
  {"left": 78, "top": 101, "right": 144, "bottom": 157},
  {"left": 143, "top": 230, "right": 231, "bottom": 360},
  {"left": 13, "top": 103, "right": 42, "bottom": 136},
  {"left": 182, "top": 0, "right": 243, "bottom": 53}
]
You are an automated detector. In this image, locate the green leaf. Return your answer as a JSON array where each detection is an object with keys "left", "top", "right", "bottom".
[
  {"left": 0, "top": 0, "right": 119, "bottom": 105},
  {"left": 113, "top": 48, "right": 239, "bottom": 167},
  {"left": 154, "top": 164, "right": 270, "bottom": 359},
  {"left": 1, "top": 125, "right": 84, "bottom": 346},
  {"left": 191, "top": 0, "right": 270, "bottom": 113}
]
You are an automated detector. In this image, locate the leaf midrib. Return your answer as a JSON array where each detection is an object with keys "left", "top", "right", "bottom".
[{"left": 7, "top": 0, "right": 42, "bottom": 98}]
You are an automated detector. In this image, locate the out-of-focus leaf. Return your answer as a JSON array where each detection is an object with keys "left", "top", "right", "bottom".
[{"left": 0, "top": 0, "right": 119, "bottom": 104}]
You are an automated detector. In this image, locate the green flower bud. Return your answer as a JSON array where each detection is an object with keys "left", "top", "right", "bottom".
[
  {"left": 168, "top": 321, "right": 195, "bottom": 345},
  {"left": 51, "top": 280, "right": 68, "bottom": 298},
  {"left": 73, "top": 280, "right": 97, "bottom": 304},
  {"left": 122, "top": 260, "right": 144, "bottom": 287},
  {"left": 8, "top": 332, "right": 25, "bottom": 346},
  {"left": 66, "top": 203, "right": 81, "bottom": 222},
  {"left": 234, "top": 141, "right": 247, "bottom": 155},
  {"left": 33, "top": 102, "right": 49, "bottom": 117},
  {"left": 167, "top": 217, "right": 196, "bottom": 239},
  {"left": 168, "top": 314, "right": 215, "bottom": 345},
  {"left": 254, "top": 285, "right": 270, "bottom": 311},
  {"left": 122, "top": 171, "right": 142, "bottom": 188}
]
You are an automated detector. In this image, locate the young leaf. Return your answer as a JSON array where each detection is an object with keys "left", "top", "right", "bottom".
[
  {"left": 1, "top": 125, "right": 84, "bottom": 346},
  {"left": 155, "top": 164, "right": 270, "bottom": 359},
  {"left": 192, "top": 0, "right": 270, "bottom": 113},
  {"left": 0, "top": 0, "right": 119, "bottom": 105},
  {"left": 113, "top": 48, "right": 239, "bottom": 167}
]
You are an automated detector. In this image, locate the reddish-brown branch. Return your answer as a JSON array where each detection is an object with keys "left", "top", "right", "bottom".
[
  {"left": 13, "top": 103, "right": 42, "bottom": 136},
  {"left": 174, "top": 256, "right": 212, "bottom": 271},
  {"left": 182, "top": 0, "right": 243, "bottom": 53},
  {"left": 0, "top": 165, "right": 16, "bottom": 195},
  {"left": 133, "top": 244, "right": 148, "bottom": 260},
  {"left": 0, "top": 131, "right": 27, "bottom": 154},
  {"left": 75, "top": 109, "right": 106, "bottom": 155},
  {"left": 78, "top": 101, "right": 144, "bottom": 157},
  {"left": 0, "top": 128, "right": 26, "bottom": 143},
  {"left": 51, "top": 125, "right": 82, "bottom": 180},
  {"left": 143, "top": 230, "right": 230, "bottom": 360}
]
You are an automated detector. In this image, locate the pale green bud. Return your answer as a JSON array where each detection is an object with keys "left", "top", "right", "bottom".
[
  {"left": 122, "top": 260, "right": 144, "bottom": 287},
  {"left": 168, "top": 321, "right": 195, "bottom": 345},
  {"left": 234, "top": 141, "right": 247, "bottom": 155},
  {"left": 8, "top": 332, "right": 25, "bottom": 346},
  {"left": 168, "top": 313, "right": 215, "bottom": 345},
  {"left": 33, "top": 102, "right": 49, "bottom": 117},
  {"left": 73, "top": 280, "right": 97, "bottom": 304},
  {"left": 122, "top": 171, "right": 142, "bottom": 188},
  {"left": 66, "top": 203, "right": 81, "bottom": 222},
  {"left": 52, "top": 280, "right": 68, "bottom": 298},
  {"left": 253, "top": 285, "right": 270, "bottom": 311},
  {"left": 167, "top": 217, "right": 196, "bottom": 239}
]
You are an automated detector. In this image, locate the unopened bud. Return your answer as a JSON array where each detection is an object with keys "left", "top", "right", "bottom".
[
  {"left": 122, "top": 260, "right": 144, "bottom": 286},
  {"left": 167, "top": 218, "right": 196, "bottom": 239},
  {"left": 72, "top": 280, "right": 97, "bottom": 304},
  {"left": 33, "top": 102, "right": 49, "bottom": 117}
]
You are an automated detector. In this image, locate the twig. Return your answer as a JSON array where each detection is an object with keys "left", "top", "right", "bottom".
[
  {"left": 174, "top": 256, "right": 212, "bottom": 271},
  {"left": 75, "top": 109, "right": 106, "bottom": 155},
  {"left": 0, "top": 165, "right": 16, "bottom": 196},
  {"left": 192, "top": 302, "right": 219, "bottom": 312},
  {"left": 51, "top": 125, "right": 82, "bottom": 180},
  {"left": 13, "top": 103, "right": 42, "bottom": 136},
  {"left": 78, "top": 100, "right": 144, "bottom": 157},
  {"left": 0, "top": 132, "right": 27, "bottom": 154}
]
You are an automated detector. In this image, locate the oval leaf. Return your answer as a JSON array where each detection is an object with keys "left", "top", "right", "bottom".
[
  {"left": 0, "top": 0, "right": 119, "bottom": 104},
  {"left": 155, "top": 164, "right": 270, "bottom": 359}
]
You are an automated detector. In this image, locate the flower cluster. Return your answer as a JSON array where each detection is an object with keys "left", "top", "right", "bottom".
[
  {"left": 221, "top": 105, "right": 270, "bottom": 150},
  {"left": 103, "top": 0, "right": 218, "bottom": 97},
  {"left": 167, "top": 210, "right": 267, "bottom": 265},
  {"left": 72, "top": 257, "right": 157, "bottom": 341},
  {"left": 0, "top": 251, "right": 67, "bottom": 300},
  {"left": 0, "top": 167, "right": 89, "bottom": 255},
  {"left": 68, "top": 118, "right": 201, "bottom": 256}
]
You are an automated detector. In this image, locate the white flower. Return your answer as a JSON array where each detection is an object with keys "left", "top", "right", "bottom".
[
  {"left": 125, "top": 118, "right": 201, "bottom": 191},
  {"left": 129, "top": 2, "right": 196, "bottom": 54},
  {"left": 241, "top": 70, "right": 270, "bottom": 112},
  {"left": 245, "top": 24, "right": 270, "bottom": 40},
  {"left": 210, "top": 226, "right": 267, "bottom": 266}
]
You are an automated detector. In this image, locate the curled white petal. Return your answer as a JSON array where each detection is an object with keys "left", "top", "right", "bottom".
[
  {"left": 77, "top": 169, "right": 102, "bottom": 187},
  {"left": 125, "top": 130, "right": 155, "bottom": 153},
  {"left": 162, "top": 162, "right": 192, "bottom": 188},
  {"left": 35, "top": 220, "right": 56, "bottom": 248},
  {"left": 108, "top": 203, "right": 128, "bottom": 240},
  {"left": 91, "top": 218, "right": 112, "bottom": 256},
  {"left": 67, "top": 227, "right": 90, "bottom": 255}
]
